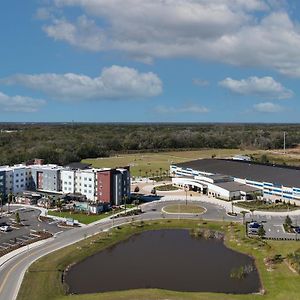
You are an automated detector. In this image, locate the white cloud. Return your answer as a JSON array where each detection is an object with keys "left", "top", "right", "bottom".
[
  {"left": 0, "top": 91, "right": 46, "bottom": 112},
  {"left": 155, "top": 104, "right": 209, "bottom": 114},
  {"left": 219, "top": 76, "right": 293, "bottom": 99},
  {"left": 39, "top": 1, "right": 300, "bottom": 76},
  {"left": 253, "top": 102, "right": 283, "bottom": 113},
  {"left": 193, "top": 78, "right": 210, "bottom": 87},
  {"left": 1, "top": 65, "right": 162, "bottom": 101}
]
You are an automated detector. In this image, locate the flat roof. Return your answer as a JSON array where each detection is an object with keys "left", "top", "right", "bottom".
[
  {"left": 175, "top": 159, "right": 300, "bottom": 188},
  {"left": 214, "top": 181, "right": 260, "bottom": 193}
]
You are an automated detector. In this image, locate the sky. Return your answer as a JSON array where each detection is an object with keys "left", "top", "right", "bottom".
[{"left": 1, "top": 0, "right": 300, "bottom": 123}]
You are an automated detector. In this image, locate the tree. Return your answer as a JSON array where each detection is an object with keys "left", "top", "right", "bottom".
[
  {"left": 250, "top": 208, "right": 255, "bottom": 221},
  {"left": 8, "top": 193, "right": 13, "bottom": 214},
  {"left": 123, "top": 195, "right": 128, "bottom": 213},
  {"left": 151, "top": 187, "right": 156, "bottom": 195},
  {"left": 0, "top": 193, "right": 3, "bottom": 217},
  {"left": 159, "top": 167, "right": 163, "bottom": 177},
  {"left": 56, "top": 199, "right": 62, "bottom": 212},
  {"left": 240, "top": 211, "right": 248, "bottom": 225},
  {"left": 285, "top": 215, "right": 293, "bottom": 228},
  {"left": 138, "top": 169, "right": 142, "bottom": 177},
  {"left": 258, "top": 224, "right": 266, "bottom": 238},
  {"left": 15, "top": 211, "right": 21, "bottom": 224},
  {"left": 134, "top": 186, "right": 140, "bottom": 193}
]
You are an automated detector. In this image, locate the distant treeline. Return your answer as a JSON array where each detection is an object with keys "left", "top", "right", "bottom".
[{"left": 0, "top": 123, "right": 299, "bottom": 166}]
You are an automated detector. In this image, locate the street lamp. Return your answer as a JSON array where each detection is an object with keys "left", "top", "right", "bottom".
[{"left": 184, "top": 185, "right": 188, "bottom": 206}]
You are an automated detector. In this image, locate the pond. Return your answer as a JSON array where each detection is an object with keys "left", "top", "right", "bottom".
[{"left": 65, "top": 229, "right": 261, "bottom": 294}]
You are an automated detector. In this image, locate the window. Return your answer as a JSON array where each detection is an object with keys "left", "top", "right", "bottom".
[{"left": 89, "top": 178, "right": 92, "bottom": 181}]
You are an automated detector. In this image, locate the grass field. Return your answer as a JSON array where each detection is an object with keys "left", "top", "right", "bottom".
[
  {"left": 17, "top": 219, "right": 300, "bottom": 300},
  {"left": 163, "top": 204, "right": 206, "bottom": 214},
  {"left": 82, "top": 149, "right": 259, "bottom": 177}
]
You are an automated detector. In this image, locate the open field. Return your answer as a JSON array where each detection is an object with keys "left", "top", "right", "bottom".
[
  {"left": 82, "top": 149, "right": 260, "bottom": 177},
  {"left": 163, "top": 204, "right": 206, "bottom": 214},
  {"left": 17, "top": 219, "right": 300, "bottom": 300}
]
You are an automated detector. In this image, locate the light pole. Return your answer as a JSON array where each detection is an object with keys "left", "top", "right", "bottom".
[{"left": 184, "top": 185, "right": 188, "bottom": 206}]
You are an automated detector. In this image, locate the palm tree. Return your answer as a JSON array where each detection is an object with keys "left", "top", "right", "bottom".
[
  {"left": 139, "top": 169, "right": 142, "bottom": 178},
  {"left": 159, "top": 167, "right": 163, "bottom": 177},
  {"left": 0, "top": 193, "right": 3, "bottom": 217},
  {"left": 240, "top": 211, "right": 248, "bottom": 225},
  {"left": 123, "top": 195, "right": 128, "bottom": 213},
  {"left": 8, "top": 193, "right": 13, "bottom": 214}
]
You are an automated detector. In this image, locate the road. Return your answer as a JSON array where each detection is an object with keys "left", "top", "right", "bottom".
[{"left": 0, "top": 198, "right": 298, "bottom": 300}]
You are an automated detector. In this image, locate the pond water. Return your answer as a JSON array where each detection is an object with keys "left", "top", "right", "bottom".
[{"left": 65, "top": 229, "right": 261, "bottom": 294}]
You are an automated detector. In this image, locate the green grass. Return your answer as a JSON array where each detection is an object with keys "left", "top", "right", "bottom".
[
  {"left": 82, "top": 149, "right": 259, "bottom": 177},
  {"left": 17, "top": 219, "right": 300, "bottom": 300},
  {"left": 155, "top": 184, "right": 179, "bottom": 191},
  {"left": 163, "top": 204, "right": 205, "bottom": 214},
  {"left": 47, "top": 210, "right": 120, "bottom": 224},
  {"left": 235, "top": 200, "right": 300, "bottom": 212}
]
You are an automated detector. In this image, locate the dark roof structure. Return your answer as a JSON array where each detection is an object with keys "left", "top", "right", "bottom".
[
  {"left": 65, "top": 162, "right": 91, "bottom": 170},
  {"left": 175, "top": 159, "right": 300, "bottom": 188},
  {"left": 214, "top": 181, "right": 260, "bottom": 193}
]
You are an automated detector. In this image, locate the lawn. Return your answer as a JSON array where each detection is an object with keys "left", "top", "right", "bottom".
[
  {"left": 47, "top": 210, "right": 120, "bottom": 224},
  {"left": 235, "top": 200, "right": 300, "bottom": 212},
  {"left": 163, "top": 204, "right": 206, "bottom": 214},
  {"left": 82, "top": 149, "right": 259, "bottom": 177},
  {"left": 17, "top": 219, "right": 300, "bottom": 300}
]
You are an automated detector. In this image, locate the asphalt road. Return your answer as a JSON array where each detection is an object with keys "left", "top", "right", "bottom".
[{"left": 0, "top": 199, "right": 298, "bottom": 300}]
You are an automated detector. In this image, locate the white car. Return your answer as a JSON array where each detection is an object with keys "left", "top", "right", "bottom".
[{"left": 0, "top": 225, "right": 10, "bottom": 232}]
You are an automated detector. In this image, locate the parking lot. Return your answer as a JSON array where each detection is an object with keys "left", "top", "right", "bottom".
[
  {"left": 0, "top": 206, "right": 69, "bottom": 254},
  {"left": 246, "top": 214, "right": 300, "bottom": 240}
]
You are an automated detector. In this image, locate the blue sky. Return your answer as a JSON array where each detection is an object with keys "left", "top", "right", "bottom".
[{"left": 0, "top": 0, "right": 300, "bottom": 122}]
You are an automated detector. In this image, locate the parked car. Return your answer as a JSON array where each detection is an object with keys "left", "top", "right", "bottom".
[
  {"left": 0, "top": 225, "right": 11, "bottom": 232},
  {"left": 248, "top": 222, "right": 261, "bottom": 235},
  {"left": 294, "top": 227, "right": 300, "bottom": 234}
]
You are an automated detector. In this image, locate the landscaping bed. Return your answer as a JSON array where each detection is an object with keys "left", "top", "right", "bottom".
[
  {"left": 155, "top": 184, "right": 179, "bottom": 191},
  {"left": 235, "top": 200, "right": 300, "bottom": 211}
]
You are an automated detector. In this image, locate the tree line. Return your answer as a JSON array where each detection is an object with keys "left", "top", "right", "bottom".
[{"left": 0, "top": 123, "right": 299, "bottom": 166}]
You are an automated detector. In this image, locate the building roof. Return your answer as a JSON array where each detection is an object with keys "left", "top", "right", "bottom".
[
  {"left": 214, "top": 181, "right": 260, "bottom": 193},
  {"left": 175, "top": 159, "right": 300, "bottom": 188},
  {"left": 65, "top": 162, "right": 91, "bottom": 170}
]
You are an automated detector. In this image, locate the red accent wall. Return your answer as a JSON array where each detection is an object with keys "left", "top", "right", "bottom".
[
  {"left": 97, "top": 171, "right": 112, "bottom": 203},
  {"left": 37, "top": 172, "right": 43, "bottom": 190}
]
